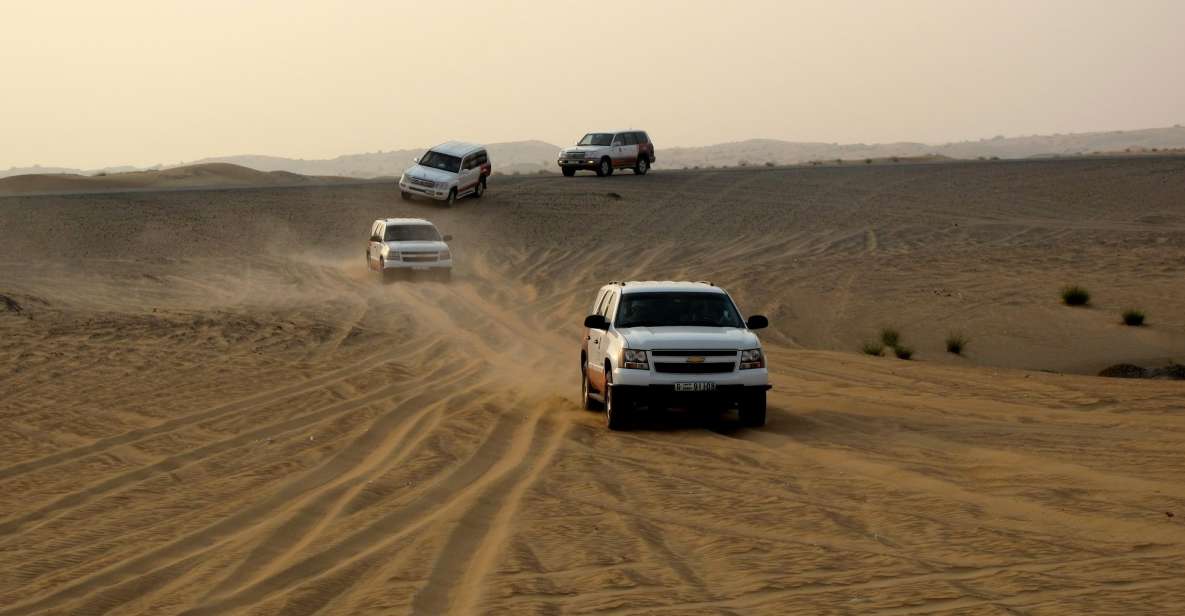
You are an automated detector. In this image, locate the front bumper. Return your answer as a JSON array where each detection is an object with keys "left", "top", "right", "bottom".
[
  {"left": 381, "top": 258, "right": 453, "bottom": 270},
  {"left": 610, "top": 383, "right": 770, "bottom": 409},
  {"left": 612, "top": 366, "right": 768, "bottom": 388},
  {"left": 558, "top": 158, "right": 601, "bottom": 169},
  {"left": 399, "top": 180, "right": 451, "bottom": 200}
]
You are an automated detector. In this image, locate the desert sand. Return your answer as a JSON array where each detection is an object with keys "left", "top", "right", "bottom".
[{"left": 1, "top": 157, "right": 1184, "bottom": 614}]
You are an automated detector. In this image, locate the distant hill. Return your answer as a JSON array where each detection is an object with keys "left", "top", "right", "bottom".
[
  {"left": 5, "top": 126, "right": 1183, "bottom": 180},
  {"left": 189, "top": 140, "right": 563, "bottom": 178},
  {"left": 0, "top": 163, "right": 364, "bottom": 196},
  {"left": 658, "top": 126, "right": 1185, "bottom": 168}
]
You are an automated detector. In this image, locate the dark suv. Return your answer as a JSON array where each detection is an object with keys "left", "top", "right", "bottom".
[{"left": 558, "top": 130, "right": 656, "bottom": 177}]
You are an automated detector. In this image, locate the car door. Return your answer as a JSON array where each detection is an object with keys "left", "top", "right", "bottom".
[
  {"left": 458, "top": 154, "right": 479, "bottom": 195},
  {"left": 587, "top": 290, "right": 615, "bottom": 391},
  {"left": 610, "top": 133, "right": 626, "bottom": 167},
  {"left": 368, "top": 222, "right": 384, "bottom": 269},
  {"left": 621, "top": 132, "right": 639, "bottom": 166}
]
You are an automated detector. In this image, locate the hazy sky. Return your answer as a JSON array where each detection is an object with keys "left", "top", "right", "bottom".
[{"left": 3, "top": 0, "right": 1184, "bottom": 169}]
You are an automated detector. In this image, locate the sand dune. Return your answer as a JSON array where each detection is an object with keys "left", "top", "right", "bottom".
[
  {"left": 0, "top": 163, "right": 364, "bottom": 196},
  {"left": 1, "top": 157, "right": 1184, "bottom": 614}
]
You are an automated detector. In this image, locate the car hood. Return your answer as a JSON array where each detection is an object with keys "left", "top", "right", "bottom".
[
  {"left": 563, "top": 145, "right": 608, "bottom": 155},
  {"left": 386, "top": 240, "right": 448, "bottom": 252},
  {"left": 403, "top": 164, "right": 457, "bottom": 182},
  {"left": 617, "top": 326, "right": 759, "bottom": 350}
]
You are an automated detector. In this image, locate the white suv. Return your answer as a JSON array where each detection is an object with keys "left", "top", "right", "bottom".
[
  {"left": 579, "top": 281, "right": 770, "bottom": 430},
  {"left": 558, "top": 130, "right": 655, "bottom": 177},
  {"left": 366, "top": 218, "right": 453, "bottom": 281},
  {"left": 399, "top": 141, "right": 491, "bottom": 205}
]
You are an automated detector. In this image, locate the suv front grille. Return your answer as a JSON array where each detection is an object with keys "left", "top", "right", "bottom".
[
  {"left": 400, "top": 253, "right": 438, "bottom": 262},
  {"left": 654, "top": 362, "right": 736, "bottom": 374},
  {"left": 651, "top": 350, "right": 739, "bottom": 357},
  {"left": 409, "top": 176, "right": 434, "bottom": 188}
]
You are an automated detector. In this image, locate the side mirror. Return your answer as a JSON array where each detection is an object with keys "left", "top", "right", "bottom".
[
  {"left": 370, "top": 235, "right": 381, "bottom": 242},
  {"left": 746, "top": 315, "right": 769, "bottom": 330},
  {"left": 584, "top": 314, "right": 609, "bottom": 330},
  {"left": 442, "top": 234, "right": 453, "bottom": 242},
  {"left": 413, "top": 156, "right": 420, "bottom": 163}
]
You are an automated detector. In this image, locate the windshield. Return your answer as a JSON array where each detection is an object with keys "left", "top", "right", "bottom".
[
  {"left": 578, "top": 133, "right": 614, "bottom": 146},
  {"left": 384, "top": 225, "right": 441, "bottom": 242},
  {"left": 615, "top": 292, "right": 745, "bottom": 329},
  {"left": 417, "top": 150, "right": 461, "bottom": 173}
]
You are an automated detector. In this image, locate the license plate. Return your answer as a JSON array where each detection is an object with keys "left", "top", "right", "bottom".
[{"left": 675, "top": 382, "right": 716, "bottom": 392}]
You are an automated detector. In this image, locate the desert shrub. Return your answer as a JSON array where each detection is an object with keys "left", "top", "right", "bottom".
[
  {"left": 861, "top": 342, "right": 884, "bottom": 356},
  {"left": 864, "top": 158, "right": 872, "bottom": 164},
  {"left": 765, "top": 161, "right": 775, "bottom": 167},
  {"left": 894, "top": 346, "right": 914, "bottom": 360},
  {"left": 834, "top": 158, "right": 843, "bottom": 164},
  {"left": 1122, "top": 309, "right": 1145, "bottom": 326},
  {"left": 990, "top": 156, "right": 1000, "bottom": 160},
  {"left": 536, "top": 169, "right": 549, "bottom": 175},
  {"left": 945, "top": 332, "right": 968, "bottom": 354},
  {"left": 1061, "top": 285, "right": 1090, "bottom": 306},
  {"left": 879, "top": 328, "right": 900, "bottom": 348},
  {"left": 890, "top": 156, "right": 900, "bottom": 163}
]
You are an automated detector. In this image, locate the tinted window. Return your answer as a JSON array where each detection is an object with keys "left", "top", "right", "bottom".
[
  {"left": 419, "top": 150, "right": 461, "bottom": 173},
  {"left": 475, "top": 151, "right": 488, "bottom": 166},
  {"left": 596, "top": 291, "right": 616, "bottom": 318},
  {"left": 622, "top": 132, "right": 637, "bottom": 145},
  {"left": 634, "top": 132, "right": 648, "bottom": 144},
  {"left": 578, "top": 133, "right": 614, "bottom": 146},
  {"left": 615, "top": 292, "right": 744, "bottom": 328},
  {"left": 384, "top": 225, "right": 441, "bottom": 242},
  {"left": 612, "top": 134, "right": 625, "bottom": 146}
]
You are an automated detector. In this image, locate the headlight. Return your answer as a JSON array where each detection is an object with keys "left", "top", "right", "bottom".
[
  {"left": 621, "top": 348, "right": 649, "bottom": 370},
  {"left": 740, "top": 348, "right": 764, "bottom": 370},
  {"left": 435, "top": 181, "right": 448, "bottom": 189},
  {"left": 438, "top": 249, "right": 451, "bottom": 260}
]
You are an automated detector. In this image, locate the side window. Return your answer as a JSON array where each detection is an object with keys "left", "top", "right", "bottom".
[
  {"left": 623, "top": 132, "right": 638, "bottom": 146},
  {"left": 612, "top": 133, "right": 625, "bottom": 146},
  {"left": 462, "top": 155, "right": 474, "bottom": 170},
  {"left": 372, "top": 223, "right": 383, "bottom": 240},
  {"left": 634, "top": 132, "right": 647, "bottom": 145},
  {"left": 590, "top": 290, "right": 607, "bottom": 314},
  {"left": 599, "top": 292, "right": 618, "bottom": 320},
  {"left": 477, "top": 151, "right": 488, "bottom": 166},
  {"left": 596, "top": 291, "right": 615, "bottom": 318}
]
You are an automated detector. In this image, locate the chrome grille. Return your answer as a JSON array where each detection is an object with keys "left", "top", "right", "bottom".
[
  {"left": 654, "top": 362, "right": 736, "bottom": 374},
  {"left": 409, "top": 176, "right": 434, "bottom": 188}
]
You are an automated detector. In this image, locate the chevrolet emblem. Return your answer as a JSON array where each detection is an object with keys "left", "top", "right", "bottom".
[{"left": 687, "top": 356, "right": 705, "bottom": 364}]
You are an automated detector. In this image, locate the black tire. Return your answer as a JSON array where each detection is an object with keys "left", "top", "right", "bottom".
[
  {"left": 604, "top": 366, "right": 630, "bottom": 430},
  {"left": 445, "top": 188, "right": 457, "bottom": 207},
  {"left": 596, "top": 157, "right": 613, "bottom": 177},
  {"left": 739, "top": 390, "right": 767, "bottom": 427},
  {"left": 634, "top": 157, "right": 649, "bottom": 175},
  {"left": 400, "top": 191, "right": 412, "bottom": 201},
  {"left": 473, "top": 179, "right": 485, "bottom": 199},
  {"left": 562, "top": 166, "right": 576, "bottom": 177},
  {"left": 581, "top": 359, "right": 600, "bottom": 410}
]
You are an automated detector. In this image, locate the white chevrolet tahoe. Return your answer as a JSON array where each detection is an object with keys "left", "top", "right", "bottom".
[
  {"left": 580, "top": 281, "right": 770, "bottom": 430},
  {"left": 558, "top": 130, "right": 655, "bottom": 177},
  {"left": 366, "top": 218, "right": 453, "bottom": 281},
  {"left": 399, "top": 141, "right": 491, "bottom": 206}
]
